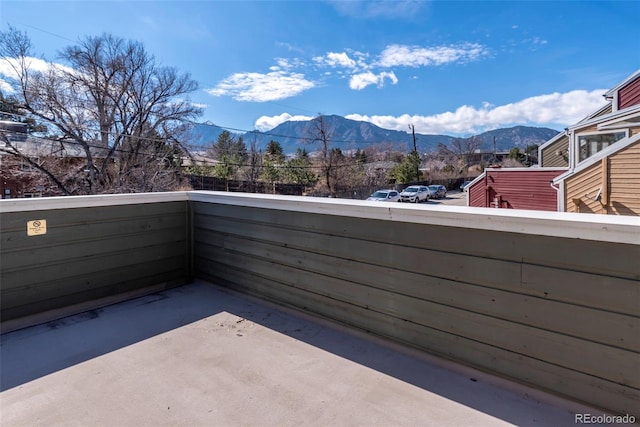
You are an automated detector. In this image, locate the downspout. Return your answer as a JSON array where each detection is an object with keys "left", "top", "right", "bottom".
[
  {"left": 550, "top": 180, "right": 562, "bottom": 212},
  {"left": 548, "top": 127, "right": 572, "bottom": 213},
  {"left": 484, "top": 173, "right": 490, "bottom": 208}
]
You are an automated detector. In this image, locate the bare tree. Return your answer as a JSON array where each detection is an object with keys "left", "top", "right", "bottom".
[
  {"left": 242, "top": 136, "right": 262, "bottom": 192},
  {"left": 450, "top": 136, "right": 482, "bottom": 176},
  {"left": 0, "top": 27, "right": 202, "bottom": 195},
  {"left": 306, "top": 114, "right": 335, "bottom": 194}
]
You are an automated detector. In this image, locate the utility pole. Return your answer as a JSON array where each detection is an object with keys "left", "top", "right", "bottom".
[
  {"left": 493, "top": 135, "right": 497, "bottom": 164},
  {"left": 409, "top": 124, "right": 420, "bottom": 182}
]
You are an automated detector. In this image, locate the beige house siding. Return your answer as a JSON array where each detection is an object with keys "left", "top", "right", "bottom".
[
  {"left": 574, "top": 124, "right": 600, "bottom": 134},
  {"left": 565, "top": 162, "right": 601, "bottom": 214},
  {"left": 590, "top": 105, "right": 613, "bottom": 119},
  {"left": 565, "top": 141, "right": 640, "bottom": 215},
  {"left": 608, "top": 142, "right": 640, "bottom": 215},
  {"left": 540, "top": 135, "right": 569, "bottom": 167}
]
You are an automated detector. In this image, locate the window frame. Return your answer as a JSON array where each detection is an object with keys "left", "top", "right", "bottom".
[{"left": 574, "top": 129, "right": 628, "bottom": 164}]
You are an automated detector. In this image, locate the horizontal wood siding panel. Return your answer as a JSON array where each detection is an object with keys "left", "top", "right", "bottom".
[
  {"left": 195, "top": 221, "right": 639, "bottom": 315},
  {"left": 467, "top": 178, "right": 486, "bottom": 207},
  {"left": 608, "top": 143, "right": 640, "bottom": 215},
  {"left": 2, "top": 257, "right": 186, "bottom": 320},
  {"left": 199, "top": 250, "right": 639, "bottom": 387},
  {"left": 0, "top": 201, "right": 190, "bottom": 322},
  {"left": 540, "top": 137, "right": 569, "bottom": 167},
  {"left": 618, "top": 76, "right": 640, "bottom": 110},
  {"left": 193, "top": 200, "right": 640, "bottom": 417},
  {"left": 609, "top": 157, "right": 640, "bottom": 165},
  {"left": 565, "top": 162, "right": 601, "bottom": 213},
  {"left": 195, "top": 203, "right": 640, "bottom": 280},
  {"left": 575, "top": 124, "right": 600, "bottom": 134},
  {"left": 564, "top": 142, "right": 640, "bottom": 216},
  {"left": 1, "top": 225, "right": 185, "bottom": 272},
  {"left": 0, "top": 203, "right": 184, "bottom": 251},
  {"left": 485, "top": 170, "right": 562, "bottom": 211},
  {"left": 195, "top": 216, "right": 522, "bottom": 290},
  {"left": 197, "top": 232, "right": 639, "bottom": 351},
  {"left": 2, "top": 244, "right": 185, "bottom": 293},
  {"left": 591, "top": 105, "right": 613, "bottom": 119}
]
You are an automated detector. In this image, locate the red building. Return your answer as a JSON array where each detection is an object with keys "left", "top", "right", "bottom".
[
  {"left": 467, "top": 167, "right": 566, "bottom": 211},
  {"left": 468, "top": 69, "right": 639, "bottom": 214}
]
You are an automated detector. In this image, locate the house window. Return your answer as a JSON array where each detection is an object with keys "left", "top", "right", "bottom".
[{"left": 577, "top": 131, "right": 626, "bottom": 162}]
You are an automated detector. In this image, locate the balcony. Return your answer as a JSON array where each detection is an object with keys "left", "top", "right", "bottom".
[{"left": 1, "top": 191, "right": 639, "bottom": 425}]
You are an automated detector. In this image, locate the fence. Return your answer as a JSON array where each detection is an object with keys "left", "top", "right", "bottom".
[{"left": 3, "top": 191, "right": 637, "bottom": 417}]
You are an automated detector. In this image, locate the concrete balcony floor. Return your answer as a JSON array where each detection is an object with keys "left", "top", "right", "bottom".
[{"left": 1, "top": 281, "right": 607, "bottom": 426}]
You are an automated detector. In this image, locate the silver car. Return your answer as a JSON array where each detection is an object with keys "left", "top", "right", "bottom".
[
  {"left": 399, "top": 185, "right": 429, "bottom": 203},
  {"left": 367, "top": 190, "right": 400, "bottom": 202}
]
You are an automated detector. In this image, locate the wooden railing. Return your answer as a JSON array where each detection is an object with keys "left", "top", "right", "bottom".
[
  {"left": 190, "top": 191, "right": 639, "bottom": 418},
  {"left": 1, "top": 191, "right": 638, "bottom": 417},
  {"left": 0, "top": 192, "right": 191, "bottom": 328}
]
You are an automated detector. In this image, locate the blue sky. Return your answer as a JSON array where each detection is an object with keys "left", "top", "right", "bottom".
[{"left": 1, "top": 1, "right": 639, "bottom": 136}]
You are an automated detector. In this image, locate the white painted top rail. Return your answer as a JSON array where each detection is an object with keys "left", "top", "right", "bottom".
[
  {"left": 1, "top": 191, "right": 638, "bottom": 245},
  {"left": 188, "top": 191, "right": 640, "bottom": 245},
  {"left": 0, "top": 192, "right": 190, "bottom": 213}
]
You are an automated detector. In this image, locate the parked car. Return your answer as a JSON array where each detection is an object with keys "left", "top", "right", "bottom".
[
  {"left": 399, "top": 185, "right": 429, "bottom": 203},
  {"left": 427, "top": 185, "right": 447, "bottom": 199},
  {"left": 367, "top": 189, "right": 400, "bottom": 202},
  {"left": 460, "top": 181, "right": 472, "bottom": 191}
]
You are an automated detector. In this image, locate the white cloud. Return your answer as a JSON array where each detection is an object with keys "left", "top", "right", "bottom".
[
  {"left": 313, "top": 52, "right": 357, "bottom": 69},
  {"left": 206, "top": 71, "right": 314, "bottom": 102},
  {"left": 210, "top": 41, "right": 489, "bottom": 99},
  {"left": 376, "top": 43, "right": 489, "bottom": 68},
  {"left": 273, "top": 57, "right": 306, "bottom": 70},
  {"left": 0, "top": 56, "right": 73, "bottom": 80},
  {"left": 349, "top": 71, "right": 398, "bottom": 90},
  {"left": 254, "top": 113, "right": 313, "bottom": 132},
  {"left": 345, "top": 89, "right": 607, "bottom": 135},
  {"left": 0, "top": 78, "right": 15, "bottom": 94}
]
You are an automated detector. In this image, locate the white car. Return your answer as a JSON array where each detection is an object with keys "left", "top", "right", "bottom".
[
  {"left": 399, "top": 185, "right": 429, "bottom": 203},
  {"left": 367, "top": 189, "right": 400, "bottom": 202}
]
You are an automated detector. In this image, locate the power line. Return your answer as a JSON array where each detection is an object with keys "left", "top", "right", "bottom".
[
  {"left": 2, "top": 24, "right": 320, "bottom": 130},
  {"left": 5, "top": 21, "right": 78, "bottom": 44},
  {"left": 2, "top": 100, "right": 416, "bottom": 151},
  {"left": 2, "top": 25, "right": 442, "bottom": 149},
  {"left": 0, "top": 127, "right": 382, "bottom": 172}
]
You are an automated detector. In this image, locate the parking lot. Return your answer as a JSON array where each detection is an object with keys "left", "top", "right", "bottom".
[{"left": 424, "top": 190, "right": 468, "bottom": 206}]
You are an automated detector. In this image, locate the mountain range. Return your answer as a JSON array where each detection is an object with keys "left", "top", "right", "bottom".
[{"left": 187, "top": 115, "right": 560, "bottom": 154}]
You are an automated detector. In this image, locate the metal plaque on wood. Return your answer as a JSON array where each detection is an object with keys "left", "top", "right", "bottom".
[{"left": 27, "top": 219, "right": 47, "bottom": 236}]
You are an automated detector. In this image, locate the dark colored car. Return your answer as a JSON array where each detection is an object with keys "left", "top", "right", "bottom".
[
  {"left": 460, "top": 181, "right": 472, "bottom": 191},
  {"left": 428, "top": 185, "right": 447, "bottom": 199}
]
